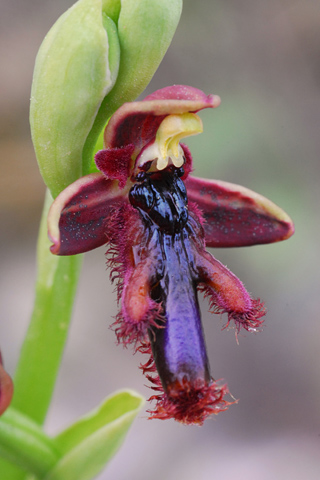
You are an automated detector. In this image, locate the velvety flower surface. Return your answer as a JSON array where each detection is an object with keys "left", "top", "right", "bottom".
[{"left": 48, "top": 85, "right": 294, "bottom": 425}]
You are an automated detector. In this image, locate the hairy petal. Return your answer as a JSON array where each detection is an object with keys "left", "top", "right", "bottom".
[
  {"left": 116, "top": 257, "right": 163, "bottom": 345},
  {"left": 48, "top": 173, "right": 129, "bottom": 255},
  {"left": 103, "top": 205, "right": 164, "bottom": 344},
  {"left": 196, "top": 249, "right": 266, "bottom": 332},
  {"left": 95, "top": 144, "right": 135, "bottom": 188},
  {"left": 185, "top": 176, "right": 295, "bottom": 247},
  {"left": 104, "top": 85, "right": 221, "bottom": 153}
]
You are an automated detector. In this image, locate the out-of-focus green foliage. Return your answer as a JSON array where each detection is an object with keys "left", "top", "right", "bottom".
[{"left": 45, "top": 390, "right": 144, "bottom": 480}]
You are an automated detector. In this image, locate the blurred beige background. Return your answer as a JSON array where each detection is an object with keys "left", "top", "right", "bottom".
[{"left": 1, "top": 0, "right": 320, "bottom": 479}]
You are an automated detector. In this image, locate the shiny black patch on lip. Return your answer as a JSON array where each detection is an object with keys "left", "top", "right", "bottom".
[
  {"left": 129, "top": 166, "right": 211, "bottom": 394},
  {"left": 129, "top": 166, "right": 188, "bottom": 235}
]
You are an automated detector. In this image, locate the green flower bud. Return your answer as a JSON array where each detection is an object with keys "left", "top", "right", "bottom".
[
  {"left": 104, "top": 0, "right": 183, "bottom": 108},
  {"left": 30, "top": 0, "right": 182, "bottom": 198},
  {"left": 30, "top": 0, "right": 120, "bottom": 198}
]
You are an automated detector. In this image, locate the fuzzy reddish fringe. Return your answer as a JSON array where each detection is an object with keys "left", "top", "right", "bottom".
[
  {"left": 200, "top": 285, "right": 266, "bottom": 334},
  {"left": 138, "top": 343, "right": 234, "bottom": 425},
  {"left": 112, "top": 303, "right": 165, "bottom": 347},
  {"left": 104, "top": 206, "right": 156, "bottom": 345},
  {"left": 224, "top": 298, "right": 266, "bottom": 333}
]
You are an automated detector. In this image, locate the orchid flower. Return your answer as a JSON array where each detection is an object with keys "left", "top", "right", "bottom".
[{"left": 48, "top": 85, "right": 294, "bottom": 425}]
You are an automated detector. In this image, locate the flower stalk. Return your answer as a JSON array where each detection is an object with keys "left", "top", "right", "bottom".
[{"left": 12, "top": 190, "right": 83, "bottom": 424}]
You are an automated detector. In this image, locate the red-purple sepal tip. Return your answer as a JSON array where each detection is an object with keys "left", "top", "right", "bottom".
[
  {"left": 48, "top": 173, "right": 130, "bottom": 256},
  {"left": 186, "top": 176, "right": 295, "bottom": 248}
]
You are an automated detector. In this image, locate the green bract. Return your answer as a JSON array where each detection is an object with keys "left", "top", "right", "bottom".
[
  {"left": 45, "top": 390, "right": 144, "bottom": 480},
  {"left": 30, "top": 0, "right": 182, "bottom": 198},
  {"left": 30, "top": 0, "right": 120, "bottom": 198},
  {"left": 0, "top": 391, "right": 144, "bottom": 479}
]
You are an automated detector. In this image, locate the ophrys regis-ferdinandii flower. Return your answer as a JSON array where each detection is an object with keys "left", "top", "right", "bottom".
[{"left": 48, "top": 85, "right": 294, "bottom": 425}]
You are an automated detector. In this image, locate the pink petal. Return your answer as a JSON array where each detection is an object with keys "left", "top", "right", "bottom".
[
  {"left": 186, "top": 176, "right": 294, "bottom": 247},
  {"left": 104, "top": 85, "right": 221, "bottom": 153},
  {"left": 48, "top": 173, "right": 129, "bottom": 255}
]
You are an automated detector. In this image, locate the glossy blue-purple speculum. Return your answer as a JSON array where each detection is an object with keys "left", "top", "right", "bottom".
[
  {"left": 129, "top": 167, "right": 211, "bottom": 395},
  {"left": 47, "top": 85, "right": 294, "bottom": 424}
]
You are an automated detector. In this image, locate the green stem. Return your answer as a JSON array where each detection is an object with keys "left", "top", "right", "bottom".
[
  {"left": 0, "top": 408, "right": 60, "bottom": 478},
  {"left": 12, "top": 190, "right": 82, "bottom": 423},
  {"left": 0, "top": 190, "right": 82, "bottom": 479}
]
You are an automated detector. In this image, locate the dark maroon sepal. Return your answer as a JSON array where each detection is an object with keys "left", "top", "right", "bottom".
[
  {"left": 104, "top": 85, "right": 220, "bottom": 154},
  {"left": 185, "top": 176, "right": 295, "bottom": 247},
  {"left": 48, "top": 173, "right": 129, "bottom": 255}
]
